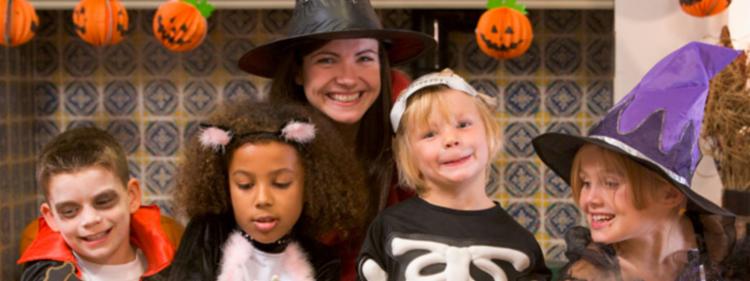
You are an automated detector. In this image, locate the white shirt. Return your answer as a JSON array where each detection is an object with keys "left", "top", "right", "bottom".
[
  {"left": 241, "top": 249, "right": 286, "bottom": 281},
  {"left": 75, "top": 249, "right": 146, "bottom": 281}
]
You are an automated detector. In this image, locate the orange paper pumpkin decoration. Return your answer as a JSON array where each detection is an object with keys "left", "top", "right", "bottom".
[
  {"left": 0, "top": 0, "right": 39, "bottom": 47},
  {"left": 153, "top": 0, "right": 214, "bottom": 52},
  {"left": 475, "top": 0, "right": 533, "bottom": 59},
  {"left": 679, "top": 0, "right": 731, "bottom": 17},
  {"left": 72, "top": 0, "right": 129, "bottom": 46}
]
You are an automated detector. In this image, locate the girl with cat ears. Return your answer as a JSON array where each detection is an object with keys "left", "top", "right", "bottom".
[{"left": 168, "top": 102, "right": 369, "bottom": 281}]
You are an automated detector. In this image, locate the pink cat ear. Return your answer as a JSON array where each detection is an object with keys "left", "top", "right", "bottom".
[
  {"left": 281, "top": 121, "right": 316, "bottom": 144},
  {"left": 199, "top": 126, "right": 233, "bottom": 152}
]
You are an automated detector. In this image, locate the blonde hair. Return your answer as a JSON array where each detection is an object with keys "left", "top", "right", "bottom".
[
  {"left": 393, "top": 85, "right": 501, "bottom": 194},
  {"left": 569, "top": 144, "right": 672, "bottom": 209}
]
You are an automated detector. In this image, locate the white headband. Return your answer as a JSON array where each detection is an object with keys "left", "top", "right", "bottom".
[{"left": 390, "top": 68, "right": 479, "bottom": 132}]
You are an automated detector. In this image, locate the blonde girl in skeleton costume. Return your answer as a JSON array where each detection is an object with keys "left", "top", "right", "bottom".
[{"left": 357, "top": 69, "right": 550, "bottom": 281}]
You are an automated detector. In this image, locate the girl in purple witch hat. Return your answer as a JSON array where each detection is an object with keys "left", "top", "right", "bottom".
[
  {"left": 239, "top": 1, "right": 436, "bottom": 279},
  {"left": 533, "top": 42, "right": 748, "bottom": 280}
]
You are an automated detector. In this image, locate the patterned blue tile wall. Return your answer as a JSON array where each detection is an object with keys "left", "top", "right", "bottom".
[
  {"left": 445, "top": 10, "right": 613, "bottom": 262},
  {"left": 1, "top": 41, "right": 39, "bottom": 280},
  {"left": 0, "top": 8, "right": 612, "bottom": 277}
]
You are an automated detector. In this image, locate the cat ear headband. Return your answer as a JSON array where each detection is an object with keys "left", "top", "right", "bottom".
[{"left": 198, "top": 119, "right": 317, "bottom": 153}]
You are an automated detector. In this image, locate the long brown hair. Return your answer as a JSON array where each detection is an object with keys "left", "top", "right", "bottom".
[{"left": 269, "top": 39, "right": 395, "bottom": 214}]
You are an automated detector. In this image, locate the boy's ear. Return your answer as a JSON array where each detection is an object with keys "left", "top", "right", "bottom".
[
  {"left": 126, "top": 178, "right": 142, "bottom": 214},
  {"left": 40, "top": 203, "right": 59, "bottom": 232}
]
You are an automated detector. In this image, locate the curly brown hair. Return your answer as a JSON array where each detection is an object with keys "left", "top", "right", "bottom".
[{"left": 174, "top": 102, "right": 369, "bottom": 239}]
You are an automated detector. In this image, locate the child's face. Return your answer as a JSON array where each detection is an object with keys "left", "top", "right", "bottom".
[
  {"left": 407, "top": 89, "right": 490, "bottom": 190},
  {"left": 40, "top": 166, "right": 140, "bottom": 265},
  {"left": 575, "top": 145, "right": 671, "bottom": 244},
  {"left": 229, "top": 141, "right": 304, "bottom": 244}
]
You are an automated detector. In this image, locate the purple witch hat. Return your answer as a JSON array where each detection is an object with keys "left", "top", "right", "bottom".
[{"left": 533, "top": 42, "right": 740, "bottom": 216}]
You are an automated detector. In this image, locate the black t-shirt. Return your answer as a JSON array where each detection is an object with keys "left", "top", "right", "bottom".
[{"left": 358, "top": 197, "right": 550, "bottom": 281}]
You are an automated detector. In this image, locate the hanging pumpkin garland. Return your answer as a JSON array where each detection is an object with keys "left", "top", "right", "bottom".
[
  {"left": 679, "top": 0, "right": 731, "bottom": 17},
  {"left": 153, "top": 0, "right": 214, "bottom": 52},
  {"left": 0, "top": 0, "right": 39, "bottom": 47},
  {"left": 475, "top": 0, "right": 533, "bottom": 59},
  {"left": 72, "top": 0, "right": 129, "bottom": 46}
]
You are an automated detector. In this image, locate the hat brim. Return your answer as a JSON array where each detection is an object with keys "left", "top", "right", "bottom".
[
  {"left": 532, "top": 133, "right": 733, "bottom": 217},
  {"left": 238, "top": 29, "right": 436, "bottom": 78}
]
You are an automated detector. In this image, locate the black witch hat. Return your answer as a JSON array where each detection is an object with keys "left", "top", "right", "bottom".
[{"left": 238, "top": 0, "right": 436, "bottom": 78}]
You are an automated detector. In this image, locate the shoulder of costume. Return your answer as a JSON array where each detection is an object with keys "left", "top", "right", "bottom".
[
  {"left": 17, "top": 217, "right": 77, "bottom": 266},
  {"left": 20, "top": 260, "right": 81, "bottom": 281},
  {"left": 17, "top": 206, "right": 176, "bottom": 278},
  {"left": 182, "top": 212, "right": 235, "bottom": 242},
  {"left": 130, "top": 205, "right": 177, "bottom": 277},
  {"left": 169, "top": 212, "right": 235, "bottom": 279},
  {"left": 381, "top": 197, "right": 421, "bottom": 214}
]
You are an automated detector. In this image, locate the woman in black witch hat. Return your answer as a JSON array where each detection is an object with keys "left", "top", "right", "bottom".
[{"left": 239, "top": 1, "right": 436, "bottom": 280}]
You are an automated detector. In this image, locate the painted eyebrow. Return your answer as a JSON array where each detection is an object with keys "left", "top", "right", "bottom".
[
  {"left": 93, "top": 190, "right": 119, "bottom": 201},
  {"left": 54, "top": 201, "right": 80, "bottom": 211},
  {"left": 54, "top": 188, "right": 120, "bottom": 209}
]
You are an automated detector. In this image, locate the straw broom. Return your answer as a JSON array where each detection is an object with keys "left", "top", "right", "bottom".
[
  {"left": 704, "top": 26, "right": 750, "bottom": 224},
  {"left": 704, "top": 26, "right": 750, "bottom": 213}
]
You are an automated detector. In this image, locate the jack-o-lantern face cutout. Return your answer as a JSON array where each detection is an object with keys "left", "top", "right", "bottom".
[
  {"left": 679, "top": 0, "right": 731, "bottom": 17},
  {"left": 475, "top": 7, "right": 533, "bottom": 59},
  {"left": 72, "top": 0, "right": 129, "bottom": 46},
  {"left": 0, "top": 0, "right": 39, "bottom": 47},
  {"left": 153, "top": 0, "right": 210, "bottom": 52}
]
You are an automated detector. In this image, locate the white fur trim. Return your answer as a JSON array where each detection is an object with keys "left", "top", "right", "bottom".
[
  {"left": 217, "top": 232, "right": 253, "bottom": 281},
  {"left": 217, "top": 231, "right": 315, "bottom": 281},
  {"left": 282, "top": 242, "right": 315, "bottom": 280}
]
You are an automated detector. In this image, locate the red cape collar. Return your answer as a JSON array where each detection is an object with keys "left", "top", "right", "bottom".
[{"left": 17, "top": 205, "right": 175, "bottom": 277}]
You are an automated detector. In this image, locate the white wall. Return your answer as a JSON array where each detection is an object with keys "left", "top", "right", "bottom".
[
  {"left": 615, "top": 0, "right": 749, "bottom": 205},
  {"left": 728, "top": 0, "right": 750, "bottom": 50},
  {"left": 615, "top": 1, "right": 726, "bottom": 101}
]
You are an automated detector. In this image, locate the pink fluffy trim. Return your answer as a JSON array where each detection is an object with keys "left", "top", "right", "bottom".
[
  {"left": 217, "top": 231, "right": 315, "bottom": 281},
  {"left": 281, "top": 121, "right": 316, "bottom": 144}
]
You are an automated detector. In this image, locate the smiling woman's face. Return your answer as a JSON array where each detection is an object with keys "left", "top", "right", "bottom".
[
  {"left": 228, "top": 141, "right": 305, "bottom": 243},
  {"left": 298, "top": 38, "right": 382, "bottom": 124}
]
